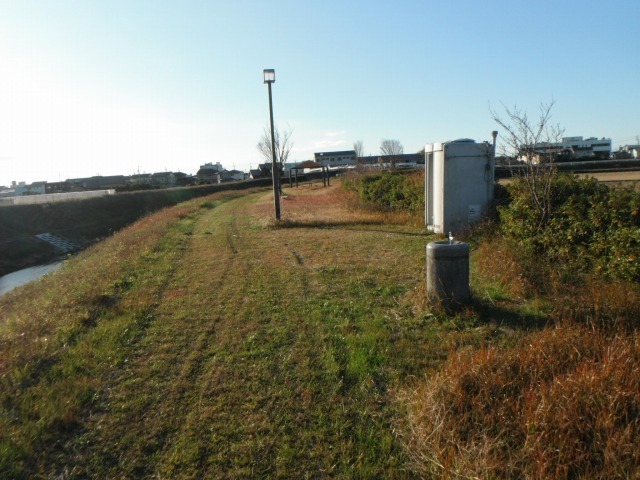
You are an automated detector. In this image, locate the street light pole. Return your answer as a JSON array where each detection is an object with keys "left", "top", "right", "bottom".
[{"left": 263, "top": 69, "right": 280, "bottom": 220}]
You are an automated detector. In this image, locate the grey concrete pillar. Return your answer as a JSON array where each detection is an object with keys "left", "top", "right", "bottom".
[{"left": 426, "top": 240, "right": 470, "bottom": 306}]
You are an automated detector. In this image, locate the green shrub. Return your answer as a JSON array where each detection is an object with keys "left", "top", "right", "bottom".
[
  {"left": 499, "top": 174, "right": 640, "bottom": 282},
  {"left": 343, "top": 171, "right": 424, "bottom": 213}
]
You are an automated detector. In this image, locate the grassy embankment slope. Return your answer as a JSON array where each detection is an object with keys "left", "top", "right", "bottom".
[
  {"left": 1, "top": 184, "right": 444, "bottom": 478},
  {"left": 0, "top": 181, "right": 271, "bottom": 276},
  {"left": 3, "top": 175, "right": 639, "bottom": 479}
]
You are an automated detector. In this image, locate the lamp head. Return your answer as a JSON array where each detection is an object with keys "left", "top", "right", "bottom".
[{"left": 263, "top": 69, "right": 275, "bottom": 83}]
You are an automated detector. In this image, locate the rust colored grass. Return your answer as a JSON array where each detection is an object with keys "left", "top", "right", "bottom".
[
  {"left": 550, "top": 278, "right": 640, "bottom": 332},
  {"left": 399, "top": 324, "right": 640, "bottom": 478}
]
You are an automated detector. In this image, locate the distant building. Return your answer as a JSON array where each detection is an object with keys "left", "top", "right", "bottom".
[
  {"left": 173, "top": 172, "right": 194, "bottom": 186},
  {"left": 128, "top": 174, "right": 152, "bottom": 186},
  {"left": 196, "top": 162, "right": 224, "bottom": 183},
  {"left": 356, "top": 153, "right": 423, "bottom": 168},
  {"left": 249, "top": 169, "right": 266, "bottom": 180},
  {"left": 561, "top": 136, "right": 611, "bottom": 159},
  {"left": 254, "top": 162, "right": 286, "bottom": 178},
  {"left": 314, "top": 150, "right": 357, "bottom": 167},
  {"left": 525, "top": 136, "right": 612, "bottom": 161},
  {"left": 214, "top": 170, "right": 232, "bottom": 183},
  {"left": 225, "top": 170, "right": 246, "bottom": 182},
  {"left": 0, "top": 181, "right": 48, "bottom": 198},
  {"left": 45, "top": 181, "right": 71, "bottom": 194},
  {"left": 7, "top": 181, "right": 47, "bottom": 196},
  {"left": 615, "top": 144, "right": 640, "bottom": 159},
  {"left": 151, "top": 171, "right": 177, "bottom": 186},
  {"left": 67, "top": 175, "right": 127, "bottom": 190}
]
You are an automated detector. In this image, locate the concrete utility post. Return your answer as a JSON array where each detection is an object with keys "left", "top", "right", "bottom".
[{"left": 263, "top": 69, "right": 281, "bottom": 220}]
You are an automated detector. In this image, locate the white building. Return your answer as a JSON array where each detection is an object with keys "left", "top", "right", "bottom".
[
  {"left": 619, "top": 144, "right": 640, "bottom": 159},
  {"left": 314, "top": 150, "right": 357, "bottom": 167},
  {"left": 1, "top": 181, "right": 47, "bottom": 197},
  {"left": 519, "top": 136, "right": 612, "bottom": 163},
  {"left": 561, "top": 136, "right": 611, "bottom": 159},
  {"left": 533, "top": 136, "right": 612, "bottom": 160}
]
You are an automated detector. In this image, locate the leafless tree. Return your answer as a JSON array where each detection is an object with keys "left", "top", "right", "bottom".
[
  {"left": 257, "top": 124, "right": 294, "bottom": 170},
  {"left": 353, "top": 140, "right": 364, "bottom": 158},
  {"left": 353, "top": 140, "right": 365, "bottom": 170},
  {"left": 490, "top": 100, "right": 564, "bottom": 231},
  {"left": 380, "top": 139, "right": 403, "bottom": 168}
]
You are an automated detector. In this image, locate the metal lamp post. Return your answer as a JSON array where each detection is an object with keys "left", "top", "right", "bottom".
[{"left": 263, "top": 68, "right": 280, "bottom": 220}]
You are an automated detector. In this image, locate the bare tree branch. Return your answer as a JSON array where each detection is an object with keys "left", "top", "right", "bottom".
[
  {"left": 353, "top": 140, "right": 364, "bottom": 158},
  {"left": 257, "top": 124, "right": 294, "bottom": 169},
  {"left": 380, "top": 139, "right": 403, "bottom": 168},
  {"left": 490, "top": 100, "right": 564, "bottom": 231}
]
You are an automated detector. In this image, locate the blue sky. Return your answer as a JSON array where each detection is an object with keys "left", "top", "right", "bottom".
[{"left": 1, "top": 0, "right": 638, "bottom": 186}]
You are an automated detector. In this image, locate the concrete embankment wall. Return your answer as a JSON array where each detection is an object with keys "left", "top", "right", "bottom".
[{"left": 0, "top": 190, "right": 115, "bottom": 206}]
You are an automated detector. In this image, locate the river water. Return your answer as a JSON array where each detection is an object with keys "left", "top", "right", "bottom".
[{"left": 0, "top": 262, "right": 63, "bottom": 297}]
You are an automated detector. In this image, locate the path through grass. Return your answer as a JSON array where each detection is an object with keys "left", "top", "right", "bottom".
[{"left": 2, "top": 184, "right": 442, "bottom": 478}]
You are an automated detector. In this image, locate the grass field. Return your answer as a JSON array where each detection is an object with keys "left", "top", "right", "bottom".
[
  {"left": 2, "top": 181, "right": 638, "bottom": 478},
  {"left": 0, "top": 184, "right": 450, "bottom": 478}
]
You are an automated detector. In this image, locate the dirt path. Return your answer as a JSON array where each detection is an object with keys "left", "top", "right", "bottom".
[
  {"left": 500, "top": 170, "right": 640, "bottom": 190},
  {"left": 578, "top": 170, "right": 640, "bottom": 182}
]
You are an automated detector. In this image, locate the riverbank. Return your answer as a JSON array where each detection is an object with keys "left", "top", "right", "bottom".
[
  {"left": 0, "top": 184, "right": 435, "bottom": 477},
  {"left": 0, "top": 180, "right": 271, "bottom": 276},
  {"left": 0, "top": 261, "right": 63, "bottom": 297},
  {"left": 2, "top": 178, "right": 638, "bottom": 478}
]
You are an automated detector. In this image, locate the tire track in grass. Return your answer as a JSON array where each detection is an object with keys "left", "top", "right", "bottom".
[
  {"left": 136, "top": 195, "right": 338, "bottom": 476},
  {"left": 53, "top": 188, "right": 426, "bottom": 478},
  {"left": 61, "top": 195, "right": 261, "bottom": 478},
  {"left": 50, "top": 202, "right": 230, "bottom": 477},
  {"left": 151, "top": 195, "right": 417, "bottom": 477},
  {"left": 14, "top": 206, "right": 203, "bottom": 479},
  {"left": 153, "top": 196, "right": 294, "bottom": 476}
]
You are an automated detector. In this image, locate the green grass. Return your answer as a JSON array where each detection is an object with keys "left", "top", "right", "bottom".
[
  {"left": 2, "top": 180, "right": 638, "bottom": 479},
  {"left": 0, "top": 184, "right": 447, "bottom": 478}
]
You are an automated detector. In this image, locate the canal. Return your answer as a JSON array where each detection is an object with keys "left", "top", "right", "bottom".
[{"left": 0, "top": 262, "right": 63, "bottom": 297}]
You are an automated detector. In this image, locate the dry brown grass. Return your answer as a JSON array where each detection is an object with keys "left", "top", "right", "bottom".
[
  {"left": 549, "top": 279, "right": 640, "bottom": 332},
  {"left": 272, "top": 182, "right": 418, "bottom": 227},
  {"left": 399, "top": 324, "right": 640, "bottom": 479},
  {"left": 253, "top": 184, "right": 415, "bottom": 232},
  {"left": 400, "top": 226, "right": 640, "bottom": 478},
  {"left": 472, "top": 235, "right": 535, "bottom": 301}
]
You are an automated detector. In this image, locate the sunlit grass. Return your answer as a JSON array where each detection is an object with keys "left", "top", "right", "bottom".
[
  {"left": 2, "top": 177, "right": 639, "bottom": 478},
  {"left": 399, "top": 324, "right": 640, "bottom": 479},
  {"left": 0, "top": 182, "right": 439, "bottom": 477}
]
